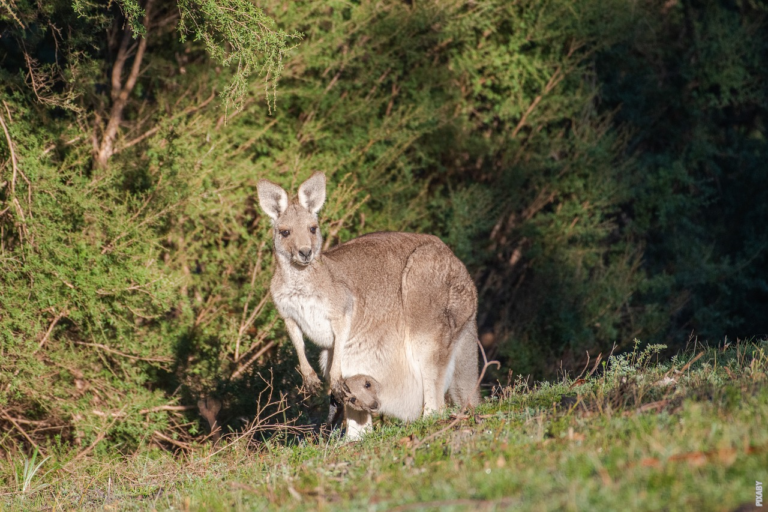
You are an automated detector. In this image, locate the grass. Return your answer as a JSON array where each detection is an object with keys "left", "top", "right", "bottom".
[{"left": 2, "top": 340, "right": 767, "bottom": 511}]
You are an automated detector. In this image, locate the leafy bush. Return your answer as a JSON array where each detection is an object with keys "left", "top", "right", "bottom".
[{"left": 0, "top": 0, "right": 766, "bottom": 454}]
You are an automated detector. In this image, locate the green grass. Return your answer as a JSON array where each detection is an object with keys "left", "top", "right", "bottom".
[{"left": 3, "top": 341, "right": 767, "bottom": 511}]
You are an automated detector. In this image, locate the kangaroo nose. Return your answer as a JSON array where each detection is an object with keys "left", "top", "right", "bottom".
[{"left": 298, "top": 248, "right": 312, "bottom": 261}]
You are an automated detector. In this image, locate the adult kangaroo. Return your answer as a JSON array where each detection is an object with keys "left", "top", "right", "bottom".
[{"left": 256, "top": 172, "right": 479, "bottom": 438}]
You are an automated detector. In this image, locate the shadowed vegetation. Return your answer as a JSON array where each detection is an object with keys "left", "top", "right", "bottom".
[{"left": 0, "top": 0, "right": 767, "bottom": 496}]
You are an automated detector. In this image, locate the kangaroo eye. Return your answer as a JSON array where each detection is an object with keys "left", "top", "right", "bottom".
[
  {"left": 309, "top": 226, "right": 317, "bottom": 235},
  {"left": 279, "top": 230, "right": 290, "bottom": 238},
  {"left": 364, "top": 381, "right": 371, "bottom": 389}
]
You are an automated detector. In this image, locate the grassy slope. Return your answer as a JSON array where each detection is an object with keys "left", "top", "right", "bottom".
[{"left": 4, "top": 342, "right": 767, "bottom": 511}]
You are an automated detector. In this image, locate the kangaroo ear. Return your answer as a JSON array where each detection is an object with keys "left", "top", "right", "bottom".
[
  {"left": 257, "top": 179, "right": 289, "bottom": 222},
  {"left": 297, "top": 172, "right": 326, "bottom": 215}
]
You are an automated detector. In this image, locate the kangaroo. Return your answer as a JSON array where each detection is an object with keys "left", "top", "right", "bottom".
[
  {"left": 256, "top": 172, "right": 479, "bottom": 439},
  {"left": 339, "top": 375, "right": 381, "bottom": 414},
  {"left": 341, "top": 365, "right": 479, "bottom": 419}
]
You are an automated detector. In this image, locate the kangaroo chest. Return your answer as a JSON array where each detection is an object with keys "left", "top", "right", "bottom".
[{"left": 273, "top": 284, "right": 335, "bottom": 349}]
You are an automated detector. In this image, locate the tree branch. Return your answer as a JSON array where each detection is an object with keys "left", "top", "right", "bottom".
[
  {"left": 0, "top": 103, "right": 31, "bottom": 242},
  {"left": 95, "top": 0, "right": 155, "bottom": 168},
  {"left": 1, "top": 411, "right": 43, "bottom": 456},
  {"left": 231, "top": 339, "right": 277, "bottom": 380},
  {"left": 75, "top": 341, "right": 172, "bottom": 363},
  {"left": 35, "top": 308, "right": 68, "bottom": 352},
  {"left": 117, "top": 89, "right": 216, "bottom": 153}
]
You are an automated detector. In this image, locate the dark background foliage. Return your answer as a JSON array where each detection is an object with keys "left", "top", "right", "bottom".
[{"left": 0, "top": 0, "right": 766, "bottom": 454}]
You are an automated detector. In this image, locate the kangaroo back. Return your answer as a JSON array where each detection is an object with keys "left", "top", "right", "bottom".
[{"left": 256, "top": 173, "right": 480, "bottom": 437}]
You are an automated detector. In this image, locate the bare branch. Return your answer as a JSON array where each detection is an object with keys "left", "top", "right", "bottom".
[
  {"left": 110, "top": 30, "right": 132, "bottom": 99},
  {"left": 236, "top": 315, "right": 277, "bottom": 365},
  {"left": 511, "top": 66, "right": 564, "bottom": 138},
  {"left": 152, "top": 430, "right": 192, "bottom": 450},
  {"left": 0, "top": 103, "right": 31, "bottom": 242},
  {"left": 1, "top": 411, "right": 43, "bottom": 456},
  {"left": 35, "top": 308, "right": 68, "bottom": 351},
  {"left": 510, "top": 43, "right": 584, "bottom": 139},
  {"left": 65, "top": 411, "right": 124, "bottom": 467},
  {"left": 235, "top": 293, "right": 269, "bottom": 361},
  {"left": 0, "top": 108, "right": 19, "bottom": 199},
  {"left": 0, "top": 0, "right": 25, "bottom": 29},
  {"left": 95, "top": 0, "right": 155, "bottom": 168},
  {"left": 140, "top": 405, "right": 195, "bottom": 414},
  {"left": 231, "top": 339, "right": 276, "bottom": 380},
  {"left": 75, "top": 341, "right": 173, "bottom": 363},
  {"left": 118, "top": 89, "right": 216, "bottom": 153}
]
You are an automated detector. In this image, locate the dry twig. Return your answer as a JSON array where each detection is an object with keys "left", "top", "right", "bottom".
[
  {"left": 231, "top": 339, "right": 277, "bottom": 380},
  {"left": 1, "top": 410, "right": 44, "bottom": 456},
  {"left": 140, "top": 404, "right": 196, "bottom": 414},
  {"left": 235, "top": 245, "right": 269, "bottom": 361},
  {"left": 510, "top": 42, "right": 583, "bottom": 139},
  {"left": 75, "top": 341, "right": 173, "bottom": 363},
  {"left": 64, "top": 409, "right": 125, "bottom": 467},
  {"left": 152, "top": 430, "right": 192, "bottom": 451},
  {"left": 194, "top": 372, "right": 310, "bottom": 460},
  {"left": 35, "top": 308, "right": 68, "bottom": 351},
  {"left": 0, "top": 0, "right": 25, "bottom": 29}
]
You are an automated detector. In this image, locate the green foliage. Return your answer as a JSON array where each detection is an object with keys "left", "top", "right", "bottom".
[
  {"left": 604, "top": 339, "right": 668, "bottom": 379},
  {"left": 0, "top": 0, "right": 766, "bottom": 458},
  {"left": 596, "top": 0, "right": 768, "bottom": 346},
  {"left": 178, "top": 0, "right": 302, "bottom": 111},
  {"left": 2, "top": 342, "right": 767, "bottom": 510},
  {"left": 14, "top": 448, "right": 50, "bottom": 494}
]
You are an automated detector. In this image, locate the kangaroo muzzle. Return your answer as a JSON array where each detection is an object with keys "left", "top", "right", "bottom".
[{"left": 296, "top": 246, "right": 313, "bottom": 264}]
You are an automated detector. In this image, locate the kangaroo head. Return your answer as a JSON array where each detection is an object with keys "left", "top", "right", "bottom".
[
  {"left": 257, "top": 172, "right": 326, "bottom": 267},
  {"left": 341, "top": 375, "right": 381, "bottom": 413}
]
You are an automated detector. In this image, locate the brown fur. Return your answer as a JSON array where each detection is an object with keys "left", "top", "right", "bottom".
[
  {"left": 340, "top": 375, "right": 381, "bottom": 413},
  {"left": 257, "top": 172, "right": 479, "bottom": 439}
]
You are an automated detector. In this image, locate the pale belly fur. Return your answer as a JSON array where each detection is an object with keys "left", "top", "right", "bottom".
[
  {"left": 275, "top": 288, "right": 425, "bottom": 421},
  {"left": 341, "top": 333, "right": 425, "bottom": 422},
  {"left": 274, "top": 293, "right": 335, "bottom": 350}
]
